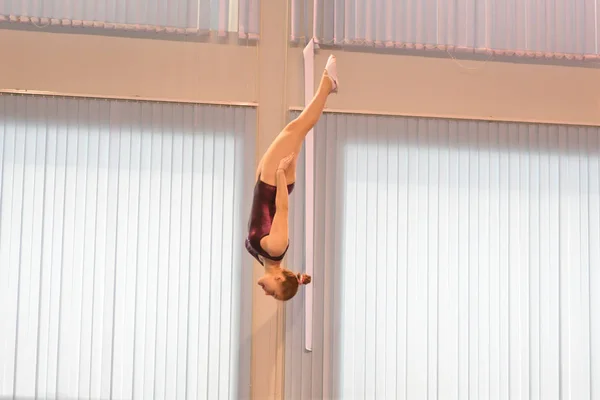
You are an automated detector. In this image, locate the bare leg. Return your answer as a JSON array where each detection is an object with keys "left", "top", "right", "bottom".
[{"left": 257, "top": 55, "right": 338, "bottom": 186}]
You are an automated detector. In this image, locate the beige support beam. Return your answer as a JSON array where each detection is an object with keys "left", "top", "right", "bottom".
[
  {"left": 251, "top": 0, "right": 290, "bottom": 399},
  {"left": 0, "top": 29, "right": 257, "bottom": 104},
  {"left": 286, "top": 48, "right": 600, "bottom": 127}
]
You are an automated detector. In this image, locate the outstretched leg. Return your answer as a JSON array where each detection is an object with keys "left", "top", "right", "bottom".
[{"left": 257, "top": 55, "right": 339, "bottom": 186}]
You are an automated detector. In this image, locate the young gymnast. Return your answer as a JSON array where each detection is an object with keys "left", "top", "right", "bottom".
[{"left": 245, "top": 54, "right": 339, "bottom": 301}]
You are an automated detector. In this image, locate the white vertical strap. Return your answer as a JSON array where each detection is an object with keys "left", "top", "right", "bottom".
[{"left": 303, "top": 39, "right": 315, "bottom": 352}]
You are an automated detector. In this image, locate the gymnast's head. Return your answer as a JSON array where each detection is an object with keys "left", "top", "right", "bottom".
[{"left": 257, "top": 267, "right": 311, "bottom": 301}]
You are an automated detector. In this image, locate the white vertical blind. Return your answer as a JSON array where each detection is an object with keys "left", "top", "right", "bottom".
[
  {"left": 285, "top": 111, "right": 600, "bottom": 399},
  {"left": 285, "top": 111, "right": 343, "bottom": 400},
  {"left": 290, "top": 0, "right": 600, "bottom": 59},
  {"left": 0, "top": 0, "right": 259, "bottom": 38},
  {"left": 0, "top": 94, "right": 255, "bottom": 400}
]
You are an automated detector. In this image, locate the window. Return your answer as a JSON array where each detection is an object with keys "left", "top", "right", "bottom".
[
  {"left": 291, "top": 0, "right": 600, "bottom": 60},
  {"left": 285, "top": 111, "right": 600, "bottom": 399},
  {"left": 0, "top": 0, "right": 259, "bottom": 38},
  {"left": 0, "top": 94, "right": 254, "bottom": 399}
]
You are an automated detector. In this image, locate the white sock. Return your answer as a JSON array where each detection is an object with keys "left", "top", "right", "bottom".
[{"left": 325, "top": 54, "right": 338, "bottom": 93}]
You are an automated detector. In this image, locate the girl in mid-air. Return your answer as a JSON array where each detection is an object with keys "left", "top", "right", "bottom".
[{"left": 245, "top": 54, "right": 339, "bottom": 301}]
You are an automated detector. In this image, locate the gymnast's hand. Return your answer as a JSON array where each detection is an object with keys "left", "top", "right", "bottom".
[{"left": 277, "top": 152, "right": 295, "bottom": 172}]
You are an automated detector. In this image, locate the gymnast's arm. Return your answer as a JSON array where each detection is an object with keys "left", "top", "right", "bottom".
[
  {"left": 260, "top": 168, "right": 290, "bottom": 257},
  {"left": 255, "top": 157, "right": 264, "bottom": 182}
]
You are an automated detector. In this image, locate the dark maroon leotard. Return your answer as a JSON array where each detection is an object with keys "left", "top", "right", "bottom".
[{"left": 245, "top": 177, "right": 295, "bottom": 265}]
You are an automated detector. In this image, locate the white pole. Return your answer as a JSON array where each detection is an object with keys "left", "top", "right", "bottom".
[{"left": 302, "top": 38, "right": 315, "bottom": 352}]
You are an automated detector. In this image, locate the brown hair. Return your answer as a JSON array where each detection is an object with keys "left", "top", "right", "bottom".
[{"left": 279, "top": 269, "right": 312, "bottom": 301}]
